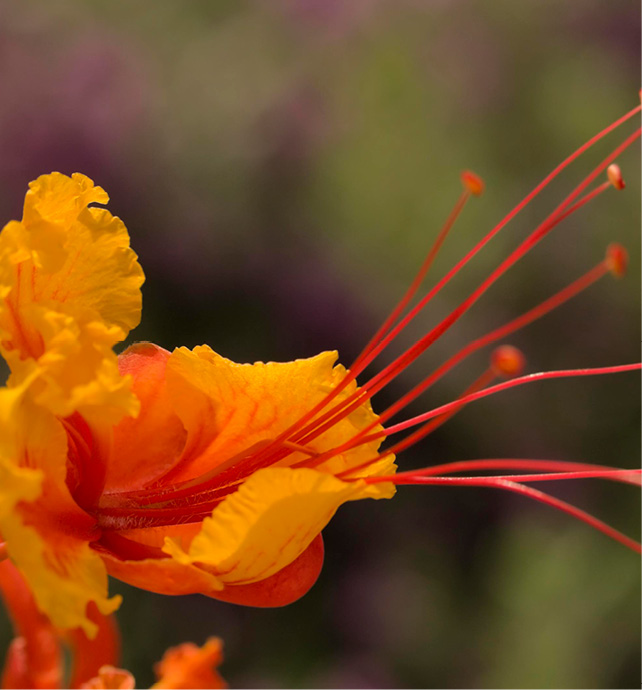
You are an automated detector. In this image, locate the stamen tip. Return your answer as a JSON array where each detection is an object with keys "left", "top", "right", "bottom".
[
  {"left": 461, "top": 170, "right": 485, "bottom": 196},
  {"left": 606, "top": 243, "right": 628, "bottom": 278},
  {"left": 606, "top": 164, "right": 625, "bottom": 190},
  {"left": 491, "top": 345, "right": 526, "bottom": 378}
]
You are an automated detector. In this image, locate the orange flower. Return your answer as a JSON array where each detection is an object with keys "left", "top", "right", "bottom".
[
  {"left": 80, "top": 638, "right": 226, "bottom": 690},
  {"left": 0, "top": 103, "right": 640, "bottom": 637},
  {"left": 0, "top": 558, "right": 225, "bottom": 689}
]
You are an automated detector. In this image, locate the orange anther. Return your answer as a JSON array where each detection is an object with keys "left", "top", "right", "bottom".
[
  {"left": 606, "top": 164, "right": 625, "bottom": 190},
  {"left": 605, "top": 243, "right": 628, "bottom": 278},
  {"left": 491, "top": 345, "right": 526, "bottom": 378},
  {"left": 461, "top": 170, "right": 485, "bottom": 196}
]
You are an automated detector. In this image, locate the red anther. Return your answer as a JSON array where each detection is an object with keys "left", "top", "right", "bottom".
[
  {"left": 491, "top": 345, "right": 526, "bottom": 378},
  {"left": 461, "top": 170, "right": 485, "bottom": 196},
  {"left": 606, "top": 164, "right": 625, "bottom": 190},
  {"left": 606, "top": 243, "right": 628, "bottom": 277}
]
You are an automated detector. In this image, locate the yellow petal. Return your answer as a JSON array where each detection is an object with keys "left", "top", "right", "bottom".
[
  {"left": 0, "top": 387, "right": 120, "bottom": 637},
  {"left": 163, "top": 467, "right": 394, "bottom": 585},
  {"left": 164, "top": 346, "right": 396, "bottom": 486},
  {"left": 0, "top": 172, "right": 144, "bottom": 423}
]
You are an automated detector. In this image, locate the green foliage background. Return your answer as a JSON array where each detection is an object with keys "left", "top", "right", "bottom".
[{"left": 0, "top": 1, "right": 639, "bottom": 687}]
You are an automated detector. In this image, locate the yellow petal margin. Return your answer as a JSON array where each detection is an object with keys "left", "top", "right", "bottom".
[
  {"left": 0, "top": 172, "right": 144, "bottom": 424},
  {"left": 163, "top": 467, "right": 394, "bottom": 585}
]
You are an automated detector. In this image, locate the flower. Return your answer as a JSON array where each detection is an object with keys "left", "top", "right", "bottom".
[
  {"left": 0, "top": 103, "right": 640, "bottom": 639},
  {"left": 80, "top": 638, "right": 226, "bottom": 690},
  {"left": 0, "top": 557, "right": 225, "bottom": 689},
  {"left": 0, "top": 172, "right": 394, "bottom": 637}
]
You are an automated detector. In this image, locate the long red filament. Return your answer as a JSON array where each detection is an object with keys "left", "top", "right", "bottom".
[
  {"left": 210, "top": 108, "right": 641, "bottom": 479},
  {"left": 301, "top": 256, "right": 611, "bottom": 473},
  {"left": 333, "top": 368, "right": 499, "bottom": 479},
  {"left": 246, "top": 167, "right": 633, "bottom": 485},
  {"left": 285, "top": 133, "right": 638, "bottom": 454},
  {"left": 371, "top": 474, "right": 641, "bottom": 553},
  {"left": 403, "top": 470, "right": 640, "bottom": 484},
  {"left": 386, "top": 363, "right": 641, "bottom": 436},
  {"left": 351, "top": 186, "right": 471, "bottom": 372},
  {"left": 383, "top": 458, "right": 642, "bottom": 484}
]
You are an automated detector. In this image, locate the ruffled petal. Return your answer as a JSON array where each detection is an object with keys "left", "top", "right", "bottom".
[
  {"left": 163, "top": 467, "right": 393, "bottom": 585},
  {"left": 0, "top": 172, "right": 143, "bottom": 424},
  {"left": 152, "top": 637, "right": 226, "bottom": 690},
  {"left": 163, "top": 345, "right": 396, "bottom": 484}
]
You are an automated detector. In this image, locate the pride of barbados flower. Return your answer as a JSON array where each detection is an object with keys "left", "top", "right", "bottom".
[{"left": 0, "top": 102, "right": 640, "bottom": 639}]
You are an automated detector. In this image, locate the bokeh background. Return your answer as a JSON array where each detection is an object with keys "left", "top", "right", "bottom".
[{"left": 0, "top": 1, "right": 640, "bottom": 688}]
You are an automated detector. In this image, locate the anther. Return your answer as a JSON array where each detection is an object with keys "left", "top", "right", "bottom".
[
  {"left": 461, "top": 170, "right": 485, "bottom": 196},
  {"left": 606, "top": 164, "right": 625, "bottom": 190},
  {"left": 491, "top": 345, "right": 526, "bottom": 378},
  {"left": 605, "top": 243, "right": 628, "bottom": 278}
]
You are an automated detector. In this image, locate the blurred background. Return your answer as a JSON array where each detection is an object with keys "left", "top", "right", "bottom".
[{"left": 0, "top": 1, "right": 640, "bottom": 687}]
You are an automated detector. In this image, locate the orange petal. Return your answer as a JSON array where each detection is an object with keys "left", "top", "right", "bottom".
[
  {"left": 163, "top": 346, "right": 393, "bottom": 484},
  {"left": 152, "top": 638, "right": 226, "bottom": 690},
  {"left": 0, "top": 561, "right": 62, "bottom": 689},
  {"left": 104, "top": 343, "right": 187, "bottom": 492},
  {"left": 97, "top": 546, "right": 224, "bottom": 597},
  {"left": 98, "top": 533, "right": 323, "bottom": 607},
  {"left": 66, "top": 604, "right": 121, "bottom": 689}
]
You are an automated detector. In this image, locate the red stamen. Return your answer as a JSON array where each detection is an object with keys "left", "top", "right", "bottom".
[
  {"left": 490, "top": 345, "right": 525, "bottom": 378},
  {"left": 294, "top": 252, "right": 614, "bottom": 473},
  {"left": 301, "top": 141, "right": 636, "bottom": 445},
  {"left": 605, "top": 243, "right": 628, "bottom": 278},
  {"left": 227, "top": 108, "right": 641, "bottom": 477},
  {"left": 334, "top": 366, "right": 498, "bottom": 479},
  {"left": 367, "top": 474, "right": 641, "bottom": 553},
  {"left": 386, "top": 363, "right": 641, "bottom": 436},
  {"left": 352, "top": 171, "right": 480, "bottom": 372},
  {"left": 333, "top": 346, "right": 524, "bottom": 479},
  {"left": 461, "top": 170, "right": 485, "bottom": 196},
  {"left": 382, "top": 458, "right": 642, "bottom": 484},
  {"left": 607, "top": 163, "right": 625, "bottom": 190},
  {"left": 272, "top": 149, "right": 636, "bottom": 472}
]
